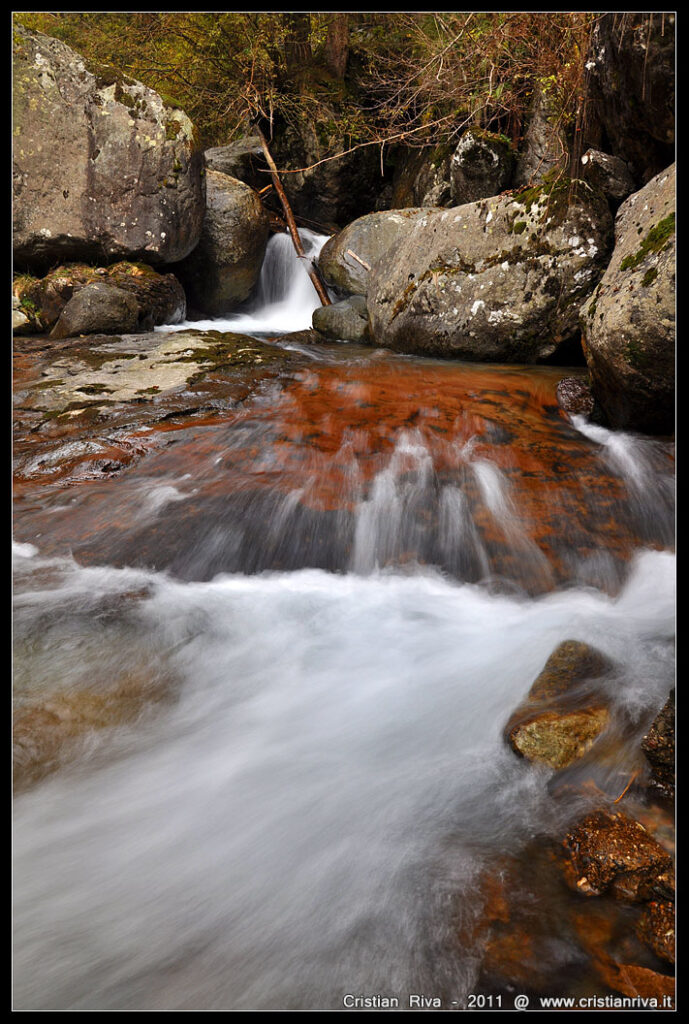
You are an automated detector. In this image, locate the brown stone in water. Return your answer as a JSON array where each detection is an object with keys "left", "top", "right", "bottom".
[
  {"left": 562, "top": 810, "right": 674, "bottom": 902},
  {"left": 637, "top": 901, "right": 675, "bottom": 965},
  {"left": 507, "top": 707, "right": 611, "bottom": 770},
  {"left": 641, "top": 690, "right": 675, "bottom": 799},
  {"left": 556, "top": 376, "right": 595, "bottom": 418},
  {"left": 594, "top": 960, "right": 675, "bottom": 1005},
  {"left": 505, "top": 640, "right": 614, "bottom": 770},
  {"left": 13, "top": 671, "right": 173, "bottom": 793}
]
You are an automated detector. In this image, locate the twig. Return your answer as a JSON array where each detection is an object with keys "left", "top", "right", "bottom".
[
  {"left": 613, "top": 770, "right": 639, "bottom": 804},
  {"left": 345, "top": 249, "right": 372, "bottom": 272}
]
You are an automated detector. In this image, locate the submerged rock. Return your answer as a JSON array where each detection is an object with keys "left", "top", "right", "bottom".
[
  {"left": 173, "top": 169, "right": 270, "bottom": 316},
  {"left": 562, "top": 810, "right": 674, "bottom": 902},
  {"left": 641, "top": 689, "right": 675, "bottom": 799},
  {"left": 367, "top": 178, "right": 613, "bottom": 362},
  {"left": 580, "top": 163, "right": 675, "bottom": 434},
  {"left": 13, "top": 668, "right": 174, "bottom": 793},
  {"left": 504, "top": 640, "right": 614, "bottom": 770},
  {"left": 13, "top": 24, "right": 204, "bottom": 272},
  {"left": 16, "top": 329, "right": 291, "bottom": 421},
  {"left": 636, "top": 900, "right": 675, "bottom": 965}
]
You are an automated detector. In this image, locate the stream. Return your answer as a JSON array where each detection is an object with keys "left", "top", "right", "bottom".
[{"left": 12, "top": 231, "right": 675, "bottom": 1010}]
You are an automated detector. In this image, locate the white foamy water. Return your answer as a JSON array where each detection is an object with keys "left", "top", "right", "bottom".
[
  {"left": 159, "top": 229, "right": 329, "bottom": 336},
  {"left": 12, "top": 547, "right": 675, "bottom": 1010}
]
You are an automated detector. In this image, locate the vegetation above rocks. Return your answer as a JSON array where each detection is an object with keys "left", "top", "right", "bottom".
[{"left": 14, "top": 11, "right": 598, "bottom": 164}]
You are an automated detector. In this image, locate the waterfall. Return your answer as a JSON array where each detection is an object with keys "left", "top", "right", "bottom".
[{"left": 160, "top": 228, "right": 329, "bottom": 335}]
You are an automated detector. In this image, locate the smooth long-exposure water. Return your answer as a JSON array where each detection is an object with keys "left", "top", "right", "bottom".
[{"left": 13, "top": 232, "right": 675, "bottom": 1010}]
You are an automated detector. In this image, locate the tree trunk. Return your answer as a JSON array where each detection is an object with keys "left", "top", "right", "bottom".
[
  {"left": 283, "top": 13, "right": 312, "bottom": 71},
  {"left": 324, "top": 14, "right": 349, "bottom": 79}
]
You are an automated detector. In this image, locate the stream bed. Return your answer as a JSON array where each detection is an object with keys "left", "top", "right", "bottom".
[{"left": 12, "top": 232, "right": 675, "bottom": 1011}]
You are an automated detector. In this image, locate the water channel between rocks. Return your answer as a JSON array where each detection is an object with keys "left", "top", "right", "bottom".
[{"left": 12, "top": 231, "right": 675, "bottom": 1011}]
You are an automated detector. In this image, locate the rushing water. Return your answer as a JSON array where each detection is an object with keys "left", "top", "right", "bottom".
[
  {"left": 13, "top": 233, "right": 675, "bottom": 1010},
  {"left": 160, "top": 228, "right": 329, "bottom": 335}
]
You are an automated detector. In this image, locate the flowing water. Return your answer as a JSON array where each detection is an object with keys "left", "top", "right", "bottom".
[{"left": 12, "top": 233, "right": 676, "bottom": 1010}]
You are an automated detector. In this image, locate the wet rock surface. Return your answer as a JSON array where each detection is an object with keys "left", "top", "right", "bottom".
[
  {"left": 13, "top": 351, "right": 674, "bottom": 591},
  {"left": 562, "top": 810, "right": 674, "bottom": 902},
  {"left": 636, "top": 901, "right": 675, "bottom": 965},
  {"left": 556, "top": 375, "right": 596, "bottom": 418},
  {"left": 641, "top": 690, "right": 675, "bottom": 799},
  {"left": 504, "top": 640, "right": 614, "bottom": 770},
  {"left": 467, "top": 834, "right": 674, "bottom": 1005}
]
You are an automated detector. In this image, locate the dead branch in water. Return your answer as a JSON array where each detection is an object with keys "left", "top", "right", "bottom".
[{"left": 256, "top": 127, "right": 331, "bottom": 307}]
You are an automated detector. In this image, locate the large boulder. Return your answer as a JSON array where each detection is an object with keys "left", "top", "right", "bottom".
[
  {"left": 317, "top": 209, "right": 428, "bottom": 296},
  {"left": 585, "top": 13, "right": 675, "bottom": 185},
  {"left": 174, "top": 170, "right": 270, "bottom": 316},
  {"left": 367, "top": 177, "right": 613, "bottom": 361},
  {"left": 579, "top": 164, "right": 675, "bottom": 434},
  {"left": 13, "top": 24, "right": 205, "bottom": 272}
]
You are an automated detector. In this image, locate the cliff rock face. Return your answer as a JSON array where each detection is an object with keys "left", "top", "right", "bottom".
[
  {"left": 580, "top": 164, "right": 675, "bottom": 434},
  {"left": 367, "top": 179, "right": 612, "bottom": 362},
  {"left": 585, "top": 13, "right": 675, "bottom": 185},
  {"left": 13, "top": 24, "right": 205, "bottom": 272}
]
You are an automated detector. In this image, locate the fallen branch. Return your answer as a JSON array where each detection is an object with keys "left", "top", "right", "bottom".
[
  {"left": 345, "top": 249, "right": 372, "bottom": 272},
  {"left": 613, "top": 770, "right": 639, "bottom": 804},
  {"left": 256, "top": 127, "right": 331, "bottom": 307}
]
